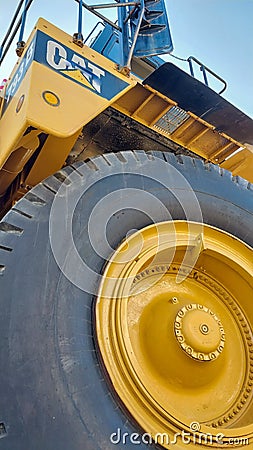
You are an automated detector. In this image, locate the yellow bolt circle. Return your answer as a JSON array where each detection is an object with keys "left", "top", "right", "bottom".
[{"left": 174, "top": 304, "right": 225, "bottom": 361}]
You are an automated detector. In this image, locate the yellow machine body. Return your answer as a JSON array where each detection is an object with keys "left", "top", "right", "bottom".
[
  {"left": 0, "top": 18, "right": 252, "bottom": 213},
  {"left": 0, "top": 19, "right": 136, "bottom": 197}
]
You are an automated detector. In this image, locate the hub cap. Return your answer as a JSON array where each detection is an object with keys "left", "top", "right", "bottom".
[
  {"left": 174, "top": 304, "right": 225, "bottom": 361},
  {"left": 96, "top": 221, "right": 253, "bottom": 448}
]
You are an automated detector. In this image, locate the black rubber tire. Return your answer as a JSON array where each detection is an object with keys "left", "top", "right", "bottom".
[{"left": 0, "top": 150, "right": 252, "bottom": 450}]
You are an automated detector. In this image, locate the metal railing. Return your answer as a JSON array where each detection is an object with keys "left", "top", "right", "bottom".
[
  {"left": 187, "top": 56, "right": 227, "bottom": 94},
  {"left": 0, "top": 0, "right": 227, "bottom": 95},
  {"left": 0, "top": 0, "right": 35, "bottom": 65}
]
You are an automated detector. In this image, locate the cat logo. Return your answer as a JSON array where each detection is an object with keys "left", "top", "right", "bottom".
[
  {"left": 3, "top": 31, "right": 129, "bottom": 115},
  {"left": 46, "top": 40, "right": 105, "bottom": 94}
]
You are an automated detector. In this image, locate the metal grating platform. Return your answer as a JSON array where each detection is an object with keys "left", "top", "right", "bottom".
[{"left": 154, "top": 105, "right": 190, "bottom": 135}]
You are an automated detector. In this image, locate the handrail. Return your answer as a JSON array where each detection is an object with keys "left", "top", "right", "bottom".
[
  {"left": 187, "top": 56, "right": 227, "bottom": 94},
  {"left": 0, "top": 0, "right": 34, "bottom": 66},
  {"left": 74, "top": 0, "right": 121, "bottom": 31},
  {"left": 0, "top": 0, "right": 122, "bottom": 69},
  {"left": 0, "top": 1, "right": 228, "bottom": 95},
  {"left": 83, "top": 21, "right": 105, "bottom": 44},
  {"left": 73, "top": 0, "right": 84, "bottom": 47},
  {"left": 17, "top": 0, "right": 30, "bottom": 56},
  {"left": 0, "top": 0, "right": 25, "bottom": 61}
]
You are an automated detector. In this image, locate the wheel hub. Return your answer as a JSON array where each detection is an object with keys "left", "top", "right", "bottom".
[
  {"left": 96, "top": 221, "right": 253, "bottom": 448},
  {"left": 174, "top": 304, "right": 225, "bottom": 361}
]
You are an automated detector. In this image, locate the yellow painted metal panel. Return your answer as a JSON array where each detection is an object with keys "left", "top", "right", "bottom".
[
  {"left": 0, "top": 67, "right": 33, "bottom": 168},
  {"left": 27, "top": 62, "right": 109, "bottom": 137},
  {"left": 25, "top": 131, "right": 81, "bottom": 186},
  {"left": 0, "top": 17, "right": 136, "bottom": 193},
  {"left": 221, "top": 148, "right": 253, "bottom": 183}
]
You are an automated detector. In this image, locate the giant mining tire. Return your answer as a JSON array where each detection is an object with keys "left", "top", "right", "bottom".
[{"left": 0, "top": 150, "right": 253, "bottom": 450}]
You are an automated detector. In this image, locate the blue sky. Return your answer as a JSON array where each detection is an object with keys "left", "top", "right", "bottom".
[{"left": 0, "top": 0, "right": 252, "bottom": 117}]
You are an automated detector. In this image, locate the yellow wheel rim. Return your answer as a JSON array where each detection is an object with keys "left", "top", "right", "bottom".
[{"left": 96, "top": 221, "right": 253, "bottom": 448}]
